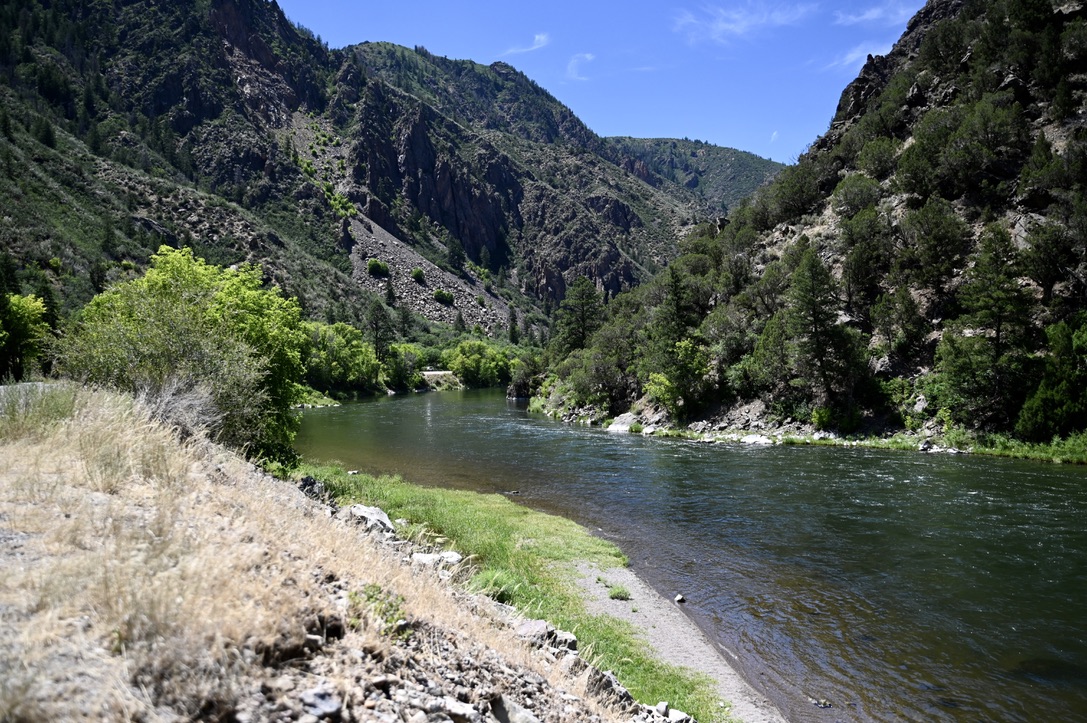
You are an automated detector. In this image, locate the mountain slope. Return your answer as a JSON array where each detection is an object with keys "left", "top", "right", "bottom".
[
  {"left": 0, "top": 0, "right": 780, "bottom": 337},
  {"left": 545, "top": 0, "right": 1087, "bottom": 444}
]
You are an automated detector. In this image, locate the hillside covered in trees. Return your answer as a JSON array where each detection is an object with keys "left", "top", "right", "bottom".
[{"left": 542, "top": 0, "right": 1087, "bottom": 449}]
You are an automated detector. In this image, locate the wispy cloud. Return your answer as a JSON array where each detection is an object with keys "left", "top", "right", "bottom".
[
  {"left": 771, "top": 130, "right": 779, "bottom": 143},
  {"left": 834, "top": 1, "right": 919, "bottom": 27},
  {"left": 823, "top": 40, "right": 893, "bottom": 71},
  {"left": 567, "top": 53, "right": 595, "bottom": 80},
  {"left": 674, "top": 2, "right": 817, "bottom": 44},
  {"left": 502, "top": 32, "right": 551, "bottom": 55}
]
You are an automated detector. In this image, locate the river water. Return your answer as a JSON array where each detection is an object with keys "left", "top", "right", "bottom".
[{"left": 296, "top": 390, "right": 1087, "bottom": 722}]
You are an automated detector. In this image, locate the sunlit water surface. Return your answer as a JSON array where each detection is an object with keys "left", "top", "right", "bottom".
[{"left": 296, "top": 390, "right": 1087, "bottom": 722}]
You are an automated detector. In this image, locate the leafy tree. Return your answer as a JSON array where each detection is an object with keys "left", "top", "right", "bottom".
[
  {"left": 840, "top": 207, "right": 893, "bottom": 319},
  {"left": 645, "top": 338, "right": 710, "bottom": 420},
  {"left": 442, "top": 340, "right": 510, "bottom": 388},
  {"left": 550, "top": 276, "right": 603, "bottom": 357},
  {"left": 0, "top": 294, "right": 50, "bottom": 381},
  {"left": 303, "top": 321, "right": 381, "bottom": 395},
  {"left": 383, "top": 342, "right": 424, "bottom": 391},
  {"left": 56, "top": 247, "right": 306, "bottom": 462}
]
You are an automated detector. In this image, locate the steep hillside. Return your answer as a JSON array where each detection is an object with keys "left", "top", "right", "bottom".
[
  {"left": 0, "top": 0, "right": 778, "bottom": 338},
  {"left": 544, "top": 0, "right": 1087, "bottom": 446},
  {"left": 606, "top": 137, "right": 784, "bottom": 213}
]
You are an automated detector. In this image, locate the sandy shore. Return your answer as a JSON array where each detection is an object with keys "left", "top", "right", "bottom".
[{"left": 576, "top": 561, "right": 786, "bottom": 723}]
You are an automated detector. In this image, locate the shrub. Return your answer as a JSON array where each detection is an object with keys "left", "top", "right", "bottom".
[
  {"left": 434, "top": 289, "right": 454, "bottom": 306},
  {"left": 857, "top": 137, "right": 900, "bottom": 180},
  {"left": 411, "top": 267, "right": 425, "bottom": 283},
  {"left": 367, "top": 258, "right": 390, "bottom": 277},
  {"left": 56, "top": 247, "right": 306, "bottom": 463},
  {"left": 831, "top": 174, "right": 881, "bottom": 219}
]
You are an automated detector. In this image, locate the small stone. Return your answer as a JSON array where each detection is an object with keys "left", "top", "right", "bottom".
[
  {"left": 655, "top": 701, "right": 670, "bottom": 715},
  {"left": 674, "top": 594, "right": 686, "bottom": 603},
  {"left": 668, "top": 708, "right": 691, "bottom": 722},
  {"left": 300, "top": 684, "right": 342, "bottom": 719}
]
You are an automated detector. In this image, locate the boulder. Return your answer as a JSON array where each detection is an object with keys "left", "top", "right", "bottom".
[{"left": 337, "top": 504, "right": 395, "bottom": 533}]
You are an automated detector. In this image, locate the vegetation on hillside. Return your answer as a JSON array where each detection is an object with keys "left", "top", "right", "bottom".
[
  {"left": 542, "top": 0, "right": 1087, "bottom": 449},
  {"left": 0, "top": 0, "right": 778, "bottom": 345}
]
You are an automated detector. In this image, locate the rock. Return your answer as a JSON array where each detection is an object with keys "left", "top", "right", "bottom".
[
  {"left": 515, "top": 619, "right": 555, "bottom": 646},
  {"left": 443, "top": 696, "right": 481, "bottom": 723},
  {"left": 298, "top": 475, "right": 331, "bottom": 502},
  {"left": 655, "top": 701, "right": 670, "bottom": 716},
  {"left": 668, "top": 708, "right": 691, "bottom": 722},
  {"left": 918, "top": 438, "right": 934, "bottom": 452},
  {"left": 490, "top": 694, "right": 541, "bottom": 723},
  {"left": 608, "top": 412, "right": 638, "bottom": 434},
  {"left": 553, "top": 630, "right": 578, "bottom": 652},
  {"left": 410, "top": 551, "right": 462, "bottom": 567},
  {"left": 674, "top": 594, "right": 686, "bottom": 603},
  {"left": 338, "top": 504, "right": 395, "bottom": 533},
  {"left": 740, "top": 434, "right": 773, "bottom": 446},
  {"left": 299, "top": 684, "right": 342, "bottom": 719}
]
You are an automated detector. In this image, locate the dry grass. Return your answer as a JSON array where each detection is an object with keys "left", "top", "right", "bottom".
[{"left": 0, "top": 384, "right": 614, "bottom": 721}]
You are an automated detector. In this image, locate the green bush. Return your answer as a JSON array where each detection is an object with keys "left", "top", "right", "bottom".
[
  {"left": 367, "top": 258, "right": 390, "bottom": 277},
  {"left": 831, "top": 174, "right": 881, "bottom": 219},
  {"left": 434, "top": 289, "right": 454, "bottom": 306},
  {"left": 56, "top": 247, "right": 306, "bottom": 463},
  {"left": 857, "top": 137, "right": 900, "bottom": 180},
  {"left": 303, "top": 321, "right": 381, "bottom": 395},
  {"left": 411, "top": 267, "right": 425, "bottom": 283},
  {"left": 441, "top": 340, "right": 510, "bottom": 388}
]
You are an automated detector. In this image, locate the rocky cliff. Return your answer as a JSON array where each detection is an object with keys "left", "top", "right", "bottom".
[{"left": 0, "top": 0, "right": 781, "bottom": 333}]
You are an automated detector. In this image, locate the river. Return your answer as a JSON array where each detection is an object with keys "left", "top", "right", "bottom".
[{"left": 296, "top": 390, "right": 1087, "bottom": 722}]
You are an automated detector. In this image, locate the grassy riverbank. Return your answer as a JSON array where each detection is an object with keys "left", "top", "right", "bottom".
[{"left": 297, "top": 462, "right": 730, "bottom": 722}]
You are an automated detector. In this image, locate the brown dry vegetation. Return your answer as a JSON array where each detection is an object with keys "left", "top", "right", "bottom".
[{"left": 0, "top": 384, "right": 621, "bottom": 721}]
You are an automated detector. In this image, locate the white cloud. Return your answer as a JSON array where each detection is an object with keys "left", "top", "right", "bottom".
[
  {"left": 502, "top": 32, "right": 551, "bottom": 55},
  {"left": 771, "top": 130, "right": 779, "bottom": 143},
  {"left": 823, "top": 40, "right": 893, "bottom": 71},
  {"left": 834, "top": 1, "right": 919, "bottom": 27},
  {"left": 567, "top": 53, "right": 595, "bottom": 80},
  {"left": 674, "top": 2, "right": 817, "bottom": 44}
]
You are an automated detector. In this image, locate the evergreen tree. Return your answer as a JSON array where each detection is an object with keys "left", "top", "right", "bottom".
[
  {"left": 365, "top": 299, "right": 395, "bottom": 361},
  {"left": 550, "top": 276, "right": 603, "bottom": 357},
  {"left": 508, "top": 306, "right": 519, "bottom": 345},
  {"left": 787, "top": 248, "right": 863, "bottom": 405}
]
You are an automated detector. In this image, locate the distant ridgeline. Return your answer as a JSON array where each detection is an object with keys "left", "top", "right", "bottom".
[{"left": 543, "top": 0, "right": 1087, "bottom": 444}]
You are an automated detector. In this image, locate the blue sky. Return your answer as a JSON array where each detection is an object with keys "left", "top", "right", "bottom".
[{"left": 274, "top": 1, "right": 926, "bottom": 164}]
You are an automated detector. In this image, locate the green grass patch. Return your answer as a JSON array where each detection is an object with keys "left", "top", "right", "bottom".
[
  {"left": 296, "top": 462, "right": 731, "bottom": 721},
  {"left": 608, "top": 584, "right": 632, "bottom": 601}
]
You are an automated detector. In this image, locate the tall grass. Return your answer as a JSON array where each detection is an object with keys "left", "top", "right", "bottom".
[{"left": 300, "top": 462, "right": 729, "bottom": 722}]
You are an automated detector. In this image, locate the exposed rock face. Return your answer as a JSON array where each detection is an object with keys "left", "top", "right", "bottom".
[{"left": 0, "top": 0, "right": 782, "bottom": 329}]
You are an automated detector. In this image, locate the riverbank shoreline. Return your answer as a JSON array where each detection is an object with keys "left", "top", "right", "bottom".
[{"left": 576, "top": 561, "right": 786, "bottom": 723}]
